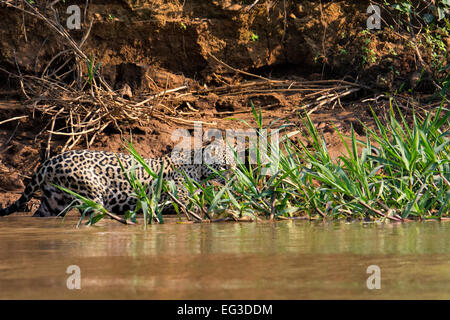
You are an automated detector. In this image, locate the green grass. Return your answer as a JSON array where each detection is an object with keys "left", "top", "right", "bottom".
[
  {"left": 183, "top": 100, "right": 449, "bottom": 222},
  {"left": 294, "top": 102, "right": 449, "bottom": 221},
  {"left": 56, "top": 99, "right": 449, "bottom": 226},
  {"left": 86, "top": 54, "right": 101, "bottom": 85}
]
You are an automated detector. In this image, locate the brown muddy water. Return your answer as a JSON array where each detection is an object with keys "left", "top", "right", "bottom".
[{"left": 1, "top": 215, "right": 450, "bottom": 299}]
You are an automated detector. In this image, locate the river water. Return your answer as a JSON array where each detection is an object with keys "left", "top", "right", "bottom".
[{"left": 0, "top": 215, "right": 449, "bottom": 299}]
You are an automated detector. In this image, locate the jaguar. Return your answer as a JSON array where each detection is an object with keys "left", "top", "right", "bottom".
[{"left": 0, "top": 144, "right": 236, "bottom": 217}]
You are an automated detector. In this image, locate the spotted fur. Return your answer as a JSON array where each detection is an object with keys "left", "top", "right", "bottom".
[{"left": 0, "top": 148, "right": 231, "bottom": 217}]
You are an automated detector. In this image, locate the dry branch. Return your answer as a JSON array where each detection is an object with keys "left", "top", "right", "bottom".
[{"left": 0, "top": 115, "right": 28, "bottom": 126}]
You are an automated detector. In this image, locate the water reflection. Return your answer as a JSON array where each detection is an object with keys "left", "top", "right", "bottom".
[{"left": 0, "top": 216, "right": 450, "bottom": 299}]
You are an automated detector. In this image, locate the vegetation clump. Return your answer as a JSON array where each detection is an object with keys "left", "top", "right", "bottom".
[{"left": 60, "top": 100, "right": 449, "bottom": 227}]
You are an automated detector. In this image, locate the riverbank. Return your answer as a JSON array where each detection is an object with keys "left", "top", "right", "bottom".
[{"left": 0, "top": 1, "right": 448, "bottom": 221}]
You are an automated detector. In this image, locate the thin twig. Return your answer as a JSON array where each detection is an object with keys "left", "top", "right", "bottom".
[
  {"left": 208, "top": 53, "right": 273, "bottom": 82},
  {"left": 0, "top": 115, "right": 28, "bottom": 126}
]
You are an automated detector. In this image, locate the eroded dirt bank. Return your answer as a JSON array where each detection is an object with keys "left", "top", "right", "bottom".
[
  {"left": 0, "top": 0, "right": 448, "bottom": 209},
  {"left": 2, "top": 0, "right": 434, "bottom": 90}
]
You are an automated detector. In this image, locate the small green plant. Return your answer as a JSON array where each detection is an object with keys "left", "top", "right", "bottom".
[
  {"left": 360, "top": 29, "right": 371, "bottom": 36},
  {"left": 86, "top": 54, "right": 101, "bottom": 85},
  {"left": 391, "top": 1, "right": 413, "bottom": 15},
  {"left": 249, "top": 32, "right": 259, "bottom": 41},
  {"left": 180, "top": 22, "right": 187, "bottom": 30},
  {"left": 359, "top": 31, "right": 377, "bottom": 65},
  {"left": 361, "top": 47, "right": 377, "bottom": 65},
  {"left": 388, "top": 47, "right": 398, "bottom": 56}
]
